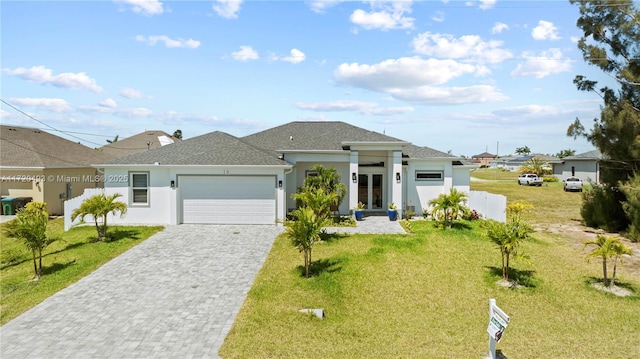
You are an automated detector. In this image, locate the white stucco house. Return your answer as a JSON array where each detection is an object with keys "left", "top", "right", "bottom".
[
  {"left": 92, "top": 121, "right": 476, "bottom": 226},
  {"left": 552, "top": 149, "right": 602, "bottom": 184}
]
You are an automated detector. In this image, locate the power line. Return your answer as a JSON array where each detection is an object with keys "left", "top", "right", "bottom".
[{"left": 1, "top": 98, "right": 106, "bottom": 147}]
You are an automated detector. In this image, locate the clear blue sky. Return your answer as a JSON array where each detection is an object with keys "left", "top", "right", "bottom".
[{"left": 1, "top": 0, "right": 605, "bottom": 157}]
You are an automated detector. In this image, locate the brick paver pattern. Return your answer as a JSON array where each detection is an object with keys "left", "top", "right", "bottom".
[{"left": 1, "top": 216, "right": 404, "bottom": 358}]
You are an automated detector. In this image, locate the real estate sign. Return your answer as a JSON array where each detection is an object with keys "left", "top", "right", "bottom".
[{"left": 487, "top": 300, "right": 510, "bottom": 343}]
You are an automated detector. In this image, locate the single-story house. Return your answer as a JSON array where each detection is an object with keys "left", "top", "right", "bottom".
[
  {"left": 0, "top": 124, "right": 113, "bottom": 215},
  {"left": 492, "top": 154, "right": 561, "bottom": 173},
  {"left": 99, "top": 130, "right": 180, "bottom": 159},
  {"left": 471, "top": 151, "right": 497, "bottom": 168},
  {"left": 553, "top": 149, "right": 602, "bottom": 184},
  {"left": 95, "top": 121, "right": 476, "bottom": 225}
]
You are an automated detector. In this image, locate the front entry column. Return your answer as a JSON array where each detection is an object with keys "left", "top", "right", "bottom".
[
  {"left": 390, "top": 150, "right": 403, "bottom": 217},
  {"left": 349, "top": 151, "right": 359, "bottom": 211}
]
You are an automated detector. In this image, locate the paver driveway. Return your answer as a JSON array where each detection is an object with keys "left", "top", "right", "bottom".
[{"left": 1, "top": 224, "right": 284, "bottom": 359}]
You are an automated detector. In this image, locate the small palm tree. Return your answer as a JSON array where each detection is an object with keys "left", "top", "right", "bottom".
[
  {"left": 286, "top": 207, "right": 327, "bottom": 278},
  {"left": 483, "top": 217, "right": 533, "bottom": 281},
  {"left": 584, "top": 235, "right": 632, "bottom": 287},
  {"left": 71, "top": 193, "right": 127, "bottom": 241},
  {"left": 5, "top": 202, "right": 55, "bottom": 278},
  {"left": 303, "top": 164, "right": 347, "bottom": 212},
  {"left": 428, "top": 188, "right": 469, "bottom": 229}
]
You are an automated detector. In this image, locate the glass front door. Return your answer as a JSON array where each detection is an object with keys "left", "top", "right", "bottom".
[{"left": 358, "top": 173, "right": 384, "bottom": 210}]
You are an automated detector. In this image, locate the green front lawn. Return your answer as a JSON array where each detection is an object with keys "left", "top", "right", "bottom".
[
  {"left": 0, "top": 218, "right": 163, "bottom": 325},
  {"left": 221, "top": 175, "right": 638, "bottom": 358}
]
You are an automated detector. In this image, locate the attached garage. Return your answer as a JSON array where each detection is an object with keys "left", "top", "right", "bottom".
[{"left": 180, "top": 175, "right": 277, "bottom": 225}]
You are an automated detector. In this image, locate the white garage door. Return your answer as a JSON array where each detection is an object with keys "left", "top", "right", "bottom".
[{"left": 180, "top": 176, "right": 276, "bottom": 224}]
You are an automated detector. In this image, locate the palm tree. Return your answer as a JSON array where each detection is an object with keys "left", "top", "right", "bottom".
[
  {"left": 71, "top": 193, "right": 127, "bottom": 241},
  {"left": 483, "top": 217, "right": 533, "bottom": 281},
  {"left": 286, "top": 207, "right": 327, "bottom": 278},
  {"left": 520, "top": 157, "right": 550, "bottom": 176},
  {"left": 4, "top": 202, "right": 54, "bottom": 278},
  {"left": 428, "top": 188, "right": 469, "bottom": 228},
  {"left": 304, "top": 164, "right": 347, "bottom": 212},
  {"left": 584, "top": 235, "right": 632, "bottom": 287}
]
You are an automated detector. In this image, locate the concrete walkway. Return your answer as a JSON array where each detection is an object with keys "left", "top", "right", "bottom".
[
  {"left": 326, "top": 214, "right": 407, "bottom": 234},
  {"left": 1, "top": 225, "right": 284, "bottom": 359},
  {"left": 1, "top": 218, "right": 404, "bottom": 358}
]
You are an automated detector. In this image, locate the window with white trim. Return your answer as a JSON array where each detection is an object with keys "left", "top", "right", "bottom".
[
  {"left": 130, "top": 172, "right": 149, "bottom": 205},
  {"left": 415, "top": 171, "right": 443, "bottom": 181}
]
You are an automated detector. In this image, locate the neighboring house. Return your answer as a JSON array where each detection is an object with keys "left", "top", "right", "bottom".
[
  {"left": 100, "top": 130, "right": 179, "bottom": 159},
  {"left": 471, "top": 151, "right": 497, "bottom": 168},
  {"left": 0, "top": 125, "right": 113, "bottom": 215},
  {"left": 553, "top": 149, "right": 602, "bottom": 184},
  {"left": 93, "top": 121, "right": 476, "bottom": 226},
  {"left": 493, "top": 154, "right": 561, "bottom": 173}
]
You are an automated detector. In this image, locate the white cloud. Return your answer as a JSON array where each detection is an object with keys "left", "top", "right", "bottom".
[
  {"left": 532, "top": 20, "right": 560, "bottom": 40},
  {"left": 115, "top": 0, "right": 164, "bottom": 16},
  {"left": 212, "top": 0, "right": 242, "bottom": 19},
  {"left": 334, "top": 57, "right": 481, "bottom": 91},
  {"left": 79, "top": 105, "right": 153, "bottom": 118},
  {"left": 231, "top": 46, "right": 259, "bottom": 61},
  {"left": 0, "top": 109, "right": 14, "bottom": 119},
  {"left": 350, "top": 1, "right": 414, "bottom": 31},
  {"left": 280, "top": 49, "right": 306, "bottom": 64},
  {"left": 387, "top": 85, "right": 507, "bottom": 105},
  {"left": 2, "top": 65, "right": 103, "bottom": 92},
  {"left": 479, "top": 0, "right": 497, "bottom": 10},
  {"left": 491, "top": 22, "right": 509, "bottom": 34},
  {"left": 431, "top": 11, "right": 445, "bottom": 22},
  {"left": 294, "top": 100, "right": 413, "bottom": 116},
  {"left": 492, "top": 104, "right": 571, "bottom": 118},
  {"left": 333, "top": 57, "right": 503, "bottom": 105},
  {"left": 120, "top": 87, "right": 147, "bottom": 99},
  {"left": 99, "top": 98, "right": 118, "bottom": 108},
  {"left": 511, "top": 48, "right": 572, "bottom": 78},
  {"left": 309, "top": 0, "right": 345, "bottom": 13},
  {"left": 364, "top": 106, "right": 414, "bottom": 116},
  {"left": 412, "top": 32, "right": 513, "bottom": 64},
  {"left": 135, "top": 35, "right": 200, "bottom": 48},
  {"left": 570, "top": 36, "right": 580, "bottom": 43},
  {"left": 9, "top": 97, "right": 72, "bottom": 113},
  {"left": 295, "top": 100, "right": 377, "bottom": 112}
]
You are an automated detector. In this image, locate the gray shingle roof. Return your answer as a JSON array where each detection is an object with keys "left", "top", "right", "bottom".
[
  {"left": 241, "top": 121, "right": 407, "bottom": 151},
  {"left": 1, "top": 125, "right": 114, "bottom": 168},
  {"left": 401, "top": 144, "right": 455, "bottom": 159},
  {"left": 100, "top": 130, "right": 180, "bottom": 159},
  {"left": 105, "top": 131, "right": 290, "bottom": 166},
  {"left": 242, "top": 121, "right": 455, "bottom": 160},
  {"left": 563, "top": 149, "right": 602, "bottom": 160}
]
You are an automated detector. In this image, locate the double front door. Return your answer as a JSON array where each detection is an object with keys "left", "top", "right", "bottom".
[{"left": 358, "top": 171, "right": 384, "bottom": 210}]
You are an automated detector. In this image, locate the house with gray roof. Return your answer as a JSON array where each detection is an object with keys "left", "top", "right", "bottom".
[
  {"left": 1, "top": 124, "right": 113, "bottom": 215},
  {"left": 92, "top": 121, "right": 476, "bottom": 226},
  {"left": 553, "top": 149, "right": 602, "bottom": 184}
]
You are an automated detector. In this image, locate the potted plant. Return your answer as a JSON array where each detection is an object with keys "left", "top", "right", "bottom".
[
  {"left": 387, "top": 203, "right": 398, "bottom": 221},
  {"left": 353, "top": 202, "right": 365, "bottom": 221}
]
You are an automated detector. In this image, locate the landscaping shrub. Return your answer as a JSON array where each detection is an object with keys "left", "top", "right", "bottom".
[{"left": 581, "top": 185, "right": 627, "bottom": 232}]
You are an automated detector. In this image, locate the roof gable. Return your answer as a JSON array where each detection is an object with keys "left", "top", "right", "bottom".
[
  {"left": 1, "top": 125, "right": 114, "bottom": 168},
  {"left": 105, "top": 131, "right": 289, "bottom": 166}
]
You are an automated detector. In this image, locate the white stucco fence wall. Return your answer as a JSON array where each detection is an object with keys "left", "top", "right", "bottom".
[{"left": 468, "top": 190, "right": 506, "bottom": 223}]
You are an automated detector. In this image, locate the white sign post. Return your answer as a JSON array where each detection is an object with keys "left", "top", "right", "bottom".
[{"left": 487, "top": 298, "right": 510, "bottom": 359}]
